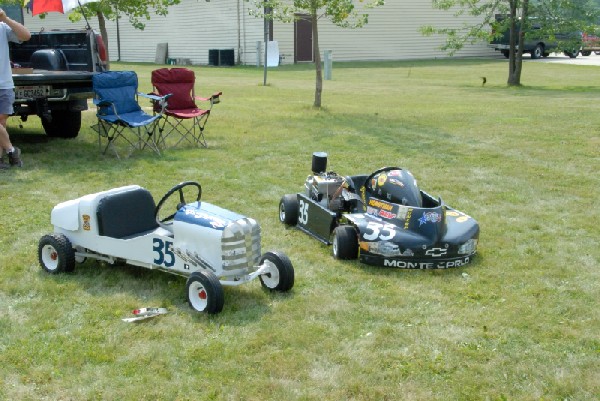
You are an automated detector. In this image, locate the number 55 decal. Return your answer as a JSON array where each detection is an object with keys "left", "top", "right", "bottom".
[
  {"left": 153, "top": 238, "right": 175, "bottom": 267},
  {"left": 362, "top": 221, "right": 396, "bottom": 241}
]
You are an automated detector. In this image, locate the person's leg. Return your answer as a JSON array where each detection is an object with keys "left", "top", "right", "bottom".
[{"left": 0, "top": 90, "right": 22, "bottom": 167}]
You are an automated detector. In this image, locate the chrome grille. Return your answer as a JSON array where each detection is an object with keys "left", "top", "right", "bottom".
[{"left": 221, "top": 217, "right": 261, "bottom": 271}]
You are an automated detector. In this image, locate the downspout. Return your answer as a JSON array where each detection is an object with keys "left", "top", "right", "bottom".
[{"left": 237, "top": 0, "right": 241, "bottom": 64}]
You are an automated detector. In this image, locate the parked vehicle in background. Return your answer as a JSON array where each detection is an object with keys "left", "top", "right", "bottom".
[
  {"left": 581, "top": 32, "right": 600, "bottom": 56},
  {"left": 6, "top": 4, "right": 107, "bottom": 138},
  {"left": 489, "top": 14, "right": 588, "bottom": 59}
]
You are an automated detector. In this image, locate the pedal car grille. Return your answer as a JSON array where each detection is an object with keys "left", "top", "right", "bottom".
[{"left": 221, "top": 217, "right": 261, "bottom": 271}]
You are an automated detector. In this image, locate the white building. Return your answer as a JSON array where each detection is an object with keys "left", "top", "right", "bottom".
[{"left": 22, "top": 0, "right": 495, "bottom": 65}]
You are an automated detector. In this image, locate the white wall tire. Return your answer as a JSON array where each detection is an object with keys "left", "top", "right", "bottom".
[
  {"left": 38, "top": 234, "right": 75, "bottom": 274},
  {"left": 186, "top": 271, "right": 224, "bottom": 314},
  {"left": 259, "top": 251, "right": 294, "bottom": 292}
]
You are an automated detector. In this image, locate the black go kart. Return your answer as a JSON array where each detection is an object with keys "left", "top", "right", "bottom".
[{"left": 278, "top": 152, "right": 479, "bottom": 269}]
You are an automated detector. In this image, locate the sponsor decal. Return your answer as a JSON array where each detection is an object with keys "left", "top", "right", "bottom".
[
  {"left": 396, "top": 205, "right": 409, "bottom": 220},
  {"left": 389, "top": 178, "right": 405, "bottom": 187},
  {"left": 418, "top": 211, "right": 441, "bottom": 226},
  {"left": 377, "top": 173, "right": 387, "bottom": 187},
  {"left": 404, "top": 208, "right": 413, "bottom": 229},
  {"left": 82, "top": 214, "right": 91, "bottom": 231},
  {"left": 384, "top": 256, "right": 470, "bottom": 269},
  {"left": 388, "top": 170, "right": 402, "bottom": 177},
  {"left": 425, "top": 248, "right": 448, "bottom": 257},
  {"left": 378, "top": 210, "right": 395, "bottom": 219},
  {"left": 447, "top": 210, "right": 471, "bottom": 223},
  {"left": 368, "top": 198, "right": 394, "bottom": 211},
  {"left": 184, "top": 209, "right": 227, "bottom": 228}
]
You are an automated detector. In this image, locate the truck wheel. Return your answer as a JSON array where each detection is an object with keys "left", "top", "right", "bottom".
[
  {"left": 564, "top": 50, "right": 579, "bottom": 58},
  {"left": 279, "top": 194, "right": 299, "bottom": 225},
  {"left": 42, "top": 110, "right": 82, "bottom": 138},
  {"left": 501, "top": 50, "right": 509, "bottom": 58},
  {"left": 259, "top": 251, "right": 295, "bottom": 292},
  {"left": 186, "top": 271, "right": 224, "bottom": 314},
  {"left": 38, "top": 233, "right": 76, "bottom": 274},
  {"left": 582, "top": 51, "right": 591, "bottom": 56},
  {"left": 332, "top": 226, "right": 358, "bottom": 260},
  {"left": 531, "top": 44, "right": 544, "bottom": 59}
]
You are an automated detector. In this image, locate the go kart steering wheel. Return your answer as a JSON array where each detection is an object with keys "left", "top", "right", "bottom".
[{"left": 155, "top": 181, "right": 202, "bottom": 227}]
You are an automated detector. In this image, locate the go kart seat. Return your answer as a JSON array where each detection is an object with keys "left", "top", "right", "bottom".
[{"left": 96, "top": 188, "right": 158, "bottom": 238}]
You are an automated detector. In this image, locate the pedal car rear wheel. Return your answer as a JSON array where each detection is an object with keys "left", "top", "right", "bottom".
[
  {"left": 279, "top": 194, "right": 299, "bottom": 225},
  {"left": 38, "top": 234, "right": 76, "bottom": 274},
  {"left": 186, "top": 271, "right": 224, "bottom": 314},
  {"left": 332, "top": 226, "right": 358, "bottom": 260},
  {"left": 259, "top": 251, "right": 295, "bottom": 292}
]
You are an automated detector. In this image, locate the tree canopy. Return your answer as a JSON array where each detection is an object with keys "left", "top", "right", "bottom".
[{"left": 421, "top": 0, "right": 600, "bottom": 85}]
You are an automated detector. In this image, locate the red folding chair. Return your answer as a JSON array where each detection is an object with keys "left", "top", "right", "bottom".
[{"left": 151, "top": 68, "right": 221, "bottom": 148}]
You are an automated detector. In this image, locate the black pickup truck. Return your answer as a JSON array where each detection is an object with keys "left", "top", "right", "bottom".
[
  {"left": 10, "top": 29, "right": 107, "bottom": 138},
  {"left": 9, "top": 23, "right": 107, "bottom": 138}
]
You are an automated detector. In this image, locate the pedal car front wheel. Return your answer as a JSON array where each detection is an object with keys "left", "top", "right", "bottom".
[
  {"left": 259, "top": 251, "right": 295, "bottom": 292},
  {"left": 186, "top": 271, "right": 224, "bottom": 314},
  {"left": 38, "top": 233, "right": 76, "bottom": 274}
]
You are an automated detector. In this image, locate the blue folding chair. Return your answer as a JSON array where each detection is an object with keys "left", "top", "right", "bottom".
[{"left": 92, "top": 71, "right": 170, "bottom": 157}]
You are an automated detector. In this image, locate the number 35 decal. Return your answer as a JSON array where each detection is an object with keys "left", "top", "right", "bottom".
[
  {"left": 298, "top": 199, "right": 309, "bottom": 225},
  {"left": 153, "top": 238, "right": 175, "bottom": 267},
  {"left": 362, "top": 221, "right": 396, "bottom": 241}
]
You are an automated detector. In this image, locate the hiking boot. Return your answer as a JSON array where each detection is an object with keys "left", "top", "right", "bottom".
[{"left": 7, "top": 147, "right": 22, "bottom": 167}]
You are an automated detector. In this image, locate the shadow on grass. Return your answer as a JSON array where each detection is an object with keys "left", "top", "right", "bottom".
[{"left": 41, "top": 259, "right": 290, "bottom": 323}]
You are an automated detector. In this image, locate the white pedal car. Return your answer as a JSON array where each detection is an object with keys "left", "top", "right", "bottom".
[{"left": 38, "top": 181, "right": 294, "bottom": 314}]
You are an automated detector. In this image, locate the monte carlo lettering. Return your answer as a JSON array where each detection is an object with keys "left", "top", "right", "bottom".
[{"left": 384, "top": 256, "right": 470, "bottom": 269}]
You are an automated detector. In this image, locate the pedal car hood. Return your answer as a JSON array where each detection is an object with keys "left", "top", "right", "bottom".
[{"left": 174, "top": 202, "right": 246, "bottom": 229}]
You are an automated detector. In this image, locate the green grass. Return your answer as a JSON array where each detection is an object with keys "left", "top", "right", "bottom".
[{"left": 1, "top": 58, "right": 599, "bottom": 400}]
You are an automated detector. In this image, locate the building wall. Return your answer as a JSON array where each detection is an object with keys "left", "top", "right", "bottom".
[{"left": 21, "top": 0, "right": 495, "bottom": 66}]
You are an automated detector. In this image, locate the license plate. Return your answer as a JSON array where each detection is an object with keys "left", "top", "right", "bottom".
[{"left": 15, "top": 85, "right": 51, "bottom": 99}]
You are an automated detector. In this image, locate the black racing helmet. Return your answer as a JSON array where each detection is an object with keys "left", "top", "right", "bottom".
[{"left": 367, "top": 168, "right": 422, "bottom": 207}]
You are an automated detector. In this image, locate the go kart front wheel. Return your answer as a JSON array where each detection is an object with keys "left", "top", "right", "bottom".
[
  {"left": 259, "top": 251, "right": 295, "bottom": 292},
  {"left": 186, "top": 271, "right": 224, "bottom": 314},
  {"left": 38, "top": 234, "right": 76, "bottom": 274},
  {"left": 279, "top": 194, "right": 299, "bottom": 225},
  {"left": 332, "top": 226, "right": 358, "bottom": 260}
]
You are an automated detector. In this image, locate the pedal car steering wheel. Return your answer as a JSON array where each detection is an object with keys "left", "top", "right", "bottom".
[{"left": 155, "top": 181, "right": 202, "bottom": 227}]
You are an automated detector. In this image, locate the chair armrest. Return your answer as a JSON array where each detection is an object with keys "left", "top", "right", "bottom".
[
  {"left": 140, "top": 92, "right": 171, "bottom": 113},
  {"left": 93, "top": 98, "right": 113, "bottom": 107},
  {"left": 194, "top": 91, "right": 222, "bottom": 105},
  {"left": 139, "top": 92, "right": 171, "bottom": 102}
]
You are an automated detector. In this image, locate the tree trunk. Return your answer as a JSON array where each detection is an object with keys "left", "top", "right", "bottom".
[
  {"left": 507, "top": 0, "right": 528, "bottom": 86},
  {"left": 97, "top": 11, "right": 110, "bottom": 70},
  {"left": 312, "top": 12, "right": 322, "bottom": 108}
]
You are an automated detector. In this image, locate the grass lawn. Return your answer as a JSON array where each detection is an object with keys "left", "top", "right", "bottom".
[{"left": 1, "top": 57, "right": 598, "bottom": 400}]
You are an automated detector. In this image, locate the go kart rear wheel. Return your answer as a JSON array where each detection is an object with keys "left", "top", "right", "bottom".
[
  {"left": 38, "top": 234, "right": 76, "bottom": 274},
  {"left": 332, "top": 226, "right": 358, "bottom": 260},
  {"left": 259, "top": 251, "right": 295, "bottom": 292},
  {"left": 279, "top": 194, "right": 299, "bottom": 225},
  {"left": 186, "top": 271, "right": 224, "bottom": 314}
]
